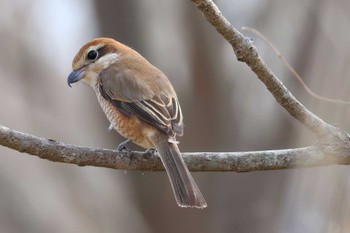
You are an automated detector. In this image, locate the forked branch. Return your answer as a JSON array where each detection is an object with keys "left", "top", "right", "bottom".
[{"left": 0, "top": 0, "right": 350, "bottom": 172}]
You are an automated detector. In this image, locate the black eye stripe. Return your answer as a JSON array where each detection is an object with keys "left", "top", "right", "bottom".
[
  {"left": 97, "top": 45, "right": 117, "bottom": 58},
  {"left": 97, "top": 46, "right": 109, "bottom": 58},
  {"left": 86, "top": 45, "right": 117, "bottom": 61}
]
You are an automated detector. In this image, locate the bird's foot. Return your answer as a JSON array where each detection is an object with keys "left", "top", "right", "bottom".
[
  {"left": 116, "top": 139, "right": 132, "bottom": 152},
  {"left": 145, "top": 148, "right": 157, "bottom": 158}
]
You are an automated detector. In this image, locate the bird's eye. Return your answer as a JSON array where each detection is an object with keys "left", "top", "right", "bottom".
[{"left": 87, "top": 50, "right": 98, "bottom": 60}]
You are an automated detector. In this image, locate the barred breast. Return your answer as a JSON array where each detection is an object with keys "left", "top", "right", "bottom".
[{"left": 93, "top": 85, "right": 154, "bottom": 149}]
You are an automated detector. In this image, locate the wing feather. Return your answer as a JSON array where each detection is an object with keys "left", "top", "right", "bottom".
[{"left": 98, "top": 60, "right": 184, "bottom": 137}]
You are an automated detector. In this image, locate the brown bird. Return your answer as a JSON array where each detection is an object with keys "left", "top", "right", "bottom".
[{"left": 67, "top": 38, "right": 207, "bottom": 208}]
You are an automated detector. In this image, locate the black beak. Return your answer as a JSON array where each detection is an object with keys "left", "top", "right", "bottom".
[{"left": 67, "top": 67, "right": 86, "bottom": 87}]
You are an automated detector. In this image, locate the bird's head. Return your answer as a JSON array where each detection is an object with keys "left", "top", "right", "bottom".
[{"left": 67, "top": 38, "right": 126, "bottom": 87}]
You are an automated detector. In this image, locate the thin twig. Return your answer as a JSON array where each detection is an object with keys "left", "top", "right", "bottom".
[{"left": 242, "top": 26, "right": 350, "bottom": 105}]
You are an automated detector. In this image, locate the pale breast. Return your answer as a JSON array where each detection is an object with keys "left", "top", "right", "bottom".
[{"left": 93, "top": 85, "right": 154, "bottom": 149}]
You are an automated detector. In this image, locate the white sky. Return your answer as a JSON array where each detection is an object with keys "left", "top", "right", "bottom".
[{"left": 28, "top": 0, "right": 98, "bottom": 74}]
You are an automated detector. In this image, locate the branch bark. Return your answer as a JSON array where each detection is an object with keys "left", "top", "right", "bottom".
[
  {"left": 1, "top": 0, "right": 350, "bottom": 172},
  {"left": 191, "top": 0, "right": 330, "bottom": 136},
  {"left": 1, "top": 125, "right": 350, "bottom": 172}
]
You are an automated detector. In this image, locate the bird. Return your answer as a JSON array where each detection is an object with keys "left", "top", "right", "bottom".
[{"left": 67, "top": 38, "right": 207, "bottom": 208}]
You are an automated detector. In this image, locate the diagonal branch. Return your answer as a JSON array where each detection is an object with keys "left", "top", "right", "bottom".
[
  {"left": 188, "top": 0, "right": 350, "bottom": 168},
  {"left": 191, "top": 0, "right": 330, "bottom": 136}
]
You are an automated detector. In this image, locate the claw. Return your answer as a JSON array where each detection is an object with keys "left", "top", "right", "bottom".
[
  {"left": 145, "top": 148, "right": 156, "bottom": 154},
  {"left": 117, "top": 139, "right": 132, "bottom": 152},
  {"left": 145, "top": 148, "right": 157, "bottom": 159}
]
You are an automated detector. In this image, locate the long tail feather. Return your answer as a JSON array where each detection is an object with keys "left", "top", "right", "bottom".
[{"left": 153, "top": 135, "right": 207, "bottom": 208}]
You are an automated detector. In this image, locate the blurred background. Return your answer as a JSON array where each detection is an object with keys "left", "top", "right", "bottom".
[{"left": 1, "top": 0, "right": 350, "bottom": 232}]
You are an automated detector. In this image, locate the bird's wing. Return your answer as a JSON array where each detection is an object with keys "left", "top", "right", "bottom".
[{"left": 98, "top": 63, "right": 184, "bottom": 137}]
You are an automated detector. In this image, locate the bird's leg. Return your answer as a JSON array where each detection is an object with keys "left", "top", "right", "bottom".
[{"left": 116, "top": 139, "right": 132, "bottom": 152}]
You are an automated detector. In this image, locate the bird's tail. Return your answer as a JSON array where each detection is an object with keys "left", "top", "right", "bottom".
[{"left": 152, "top": 135, "right": 207, "bottom": 208}]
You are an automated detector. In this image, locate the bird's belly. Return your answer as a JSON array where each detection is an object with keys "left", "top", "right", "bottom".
[{"left": 95, "top": 91, "right": 154, "bottom": 148}]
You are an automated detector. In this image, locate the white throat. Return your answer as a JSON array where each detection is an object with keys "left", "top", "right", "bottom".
[{"left": 83, "top": 53, "right": 119, "bottom": 87}]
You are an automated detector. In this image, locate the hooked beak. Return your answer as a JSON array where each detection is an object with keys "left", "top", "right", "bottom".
[{"left": 67, "top": 67, "right": 86, "bottom": 87}]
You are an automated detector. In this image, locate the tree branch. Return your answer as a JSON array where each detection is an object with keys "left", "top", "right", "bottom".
[
  {"left": 1, "top": 0, "right": 350, "bottom": 172},
  {"left": 191, "top": 0, "right": 330, "bottom": 136},
  {"left": 1, "top": 125, "right": 350, "bottom": 172}
]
